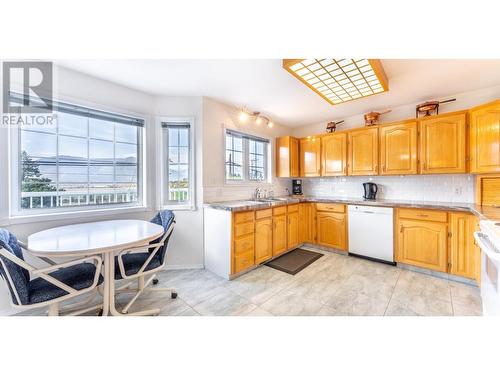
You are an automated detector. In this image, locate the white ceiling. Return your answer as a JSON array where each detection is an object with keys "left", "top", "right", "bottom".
[{"left": 57, "top": 59, "right": 500, "bottom": 127}]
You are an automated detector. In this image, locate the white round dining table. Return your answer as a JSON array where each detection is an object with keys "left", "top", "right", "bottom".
[{"left": 27, "top": 220, "right": 164, "bottom": 316}]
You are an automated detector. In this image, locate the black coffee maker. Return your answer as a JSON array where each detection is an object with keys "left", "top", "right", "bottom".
[
  {"left": 292, "top": 179, "right": 303, "bottom": 195},
  {"left": 363, "top": 182, "right": 378, "bottom": 200}
]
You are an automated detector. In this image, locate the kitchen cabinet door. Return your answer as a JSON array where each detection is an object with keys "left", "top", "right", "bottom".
[
  {"left": 300, "top": 136, "right": 321, "bottom": 177},
  {"left": 380, "top": 121, "right": 418, "bottom": 175},
  {"left": 397, "top": 219, "right": 448, "bottom": 272},
  {"left": 348, "top": 127, "right": 379, "bottom": 175},
  {"left": 287, "top": 210, "right": 299, "bottom": 249},
  {"left": 419, "top": 113, "right": 466, "bottom": 174},
  {"left": 276, "top": 136, "right": 300, "bottom": 177},
  {"left": 469, "top": 101, "right": 500, "bottom": 173},
  {"left": 450, "top": 213, "right": 480, "bottom": 281},
  {"left": 273, "top": 214, "right": 287, "bottom": 256},
  {"left": 298, "top": 203, "right": 314, "bottom": 243},
  {"left": 321, "top": 132, "right": 347, "bottom": 176},
  {"left": 255, "top": 218, "right": 273, "bottom": 264},
  {"left": 316, "top": 212, "right": 347, "bottom": 250}
]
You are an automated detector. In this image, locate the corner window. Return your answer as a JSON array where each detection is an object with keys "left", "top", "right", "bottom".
[
  {"left": 11, "top": 93, "right": 144, "bottom": 215},
  {"left": 162, "top": 120, "right": 194, "bottom": 209},
  {"left": 225, "top": 129, "right": 269, "bottom": 183}
]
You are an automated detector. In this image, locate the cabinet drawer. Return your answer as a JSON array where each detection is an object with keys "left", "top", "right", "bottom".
[
  {"left": 234, "top": 211, "right": 254, "bottom": 224},
  {"left": 287, "top": 204, "right": 299, "bottom": 213},
  {"left": 234, "top": 234, "right": 255, "bottom": 254},
  {"left": 234, "top": 249, "right": 255, "bottom": 273},
  {"left": 234, "top": 221, "right": 254, "bottom": 237},
  {"left": 398, "top": 208, "right": 447, "bottom": 222},
  {"left": 273, "top": 206, "right": 287, "bottom": 216},
  {"left": 255, "top": 208, "right": 272, "bottom": 219},
  {"left": 316, "top": 203, "right": 345, "bottom": 213}
]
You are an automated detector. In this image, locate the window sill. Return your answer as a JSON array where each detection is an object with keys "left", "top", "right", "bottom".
[
  {"left": 161, "top": 204, "right": 197, "bottom": 212},
  {"left": 3, "top": 205, "right": 151, "bottom": 226}
]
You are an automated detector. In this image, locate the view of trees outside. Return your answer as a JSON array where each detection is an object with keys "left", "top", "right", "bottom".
[{"left": 20, "top": 112, "right": 139, "bottom": 210}]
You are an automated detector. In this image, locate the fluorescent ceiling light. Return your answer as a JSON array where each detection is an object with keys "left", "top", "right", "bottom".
[{"left": 283, "top": 59, "right": 388, "bottom": 105}]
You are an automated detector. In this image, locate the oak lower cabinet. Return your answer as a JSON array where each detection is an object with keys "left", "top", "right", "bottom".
[
  {"left": 255, "top": 210, "right": 273, "bottom": 264},
  {"left": 450, "top": 212, "right": 480, "bottom": 281},
  {"left": 299, "top": 136, "right": 321, "bottom": 177},
  {"left": 276, "top": 136, "right": 300, "bottom": 177},
  {"left": 298, "top": 203, "right": 314, "bottom": 243},
  {"left": 379, "top": 121, "right": 418, "bottom": 175},
  {"left": 273, "top": 207, "right": 288, "bottom": 256},
  {"left": 315, "top": 204, "right": 347, "bottom": 251},
  {"left": 287, "top": 205, "right": 299, "bottom": 249},
  {"left": 348, "top": 127, "right": 379, "bottom": 176},
  {"left": 321, "top": 132, "right": 347, "bottom": 176},
  {"left": 469, "top": 100, "right": 500, "bottom": 173},
  {"left": 419, "top": 112, "right": 467, "bottom": 174}
]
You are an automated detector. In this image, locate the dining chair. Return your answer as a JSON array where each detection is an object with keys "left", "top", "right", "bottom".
[
  {"left": 114, "top": 210, "right": 176, "bottom": 314},
  {"left": 0, "top": 228, "right": 103, "bottom": 316}
]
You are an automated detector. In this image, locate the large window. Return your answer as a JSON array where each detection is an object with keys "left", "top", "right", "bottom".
[
  {"left": 225, "top": 130, "right": 269, "bottom": 182},
  {"left": 12, "top": 94, "right": 143, "bottom": 213},
  {"left": 162, "top": 121, "right": 194, "bottom": 208}
]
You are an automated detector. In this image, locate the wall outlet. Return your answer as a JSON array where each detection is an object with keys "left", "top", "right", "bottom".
[{"left": 454, "top": 187, "right": 462, "bottom": 195}]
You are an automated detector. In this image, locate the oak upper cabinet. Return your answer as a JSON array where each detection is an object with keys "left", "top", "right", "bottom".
[
  {"left": 469, "top": 100, "right": 500, "bottom": 173},
  {"left": 396, "top": 209, "right": 448, "bottom": 272},
  {"left": 276, "top": 136, "right": 300, "bottom": 177},
  {"left": 272, "top": 207, "right": 287, "bottom": 256},
  {"left": 347, "top": 127, "right": 379, "bottom": 175},
  {"left": 287, "top": 205, "right": 299, "bottom": 249},
  {"left": 298, "top": 203, "right": 314, "bottom": 243},
  {"left": 255, "top": 210, "right": 273, "bottom": 264},
  {"left": 316, "top": 204, "right": 347, "bottom": 251},
  {"left": 300, "top": 136, "right": 321, "bottom": 177},
  {"left": 419, "top": 112, "right": 467, "bottom": 174},
  {"left": 450, "top": 212, "right": 480, "bottom": 281},
  {"left": 379, "top": 121, "right": 418, "bottom": 175},
  {"left": 321, "top": 132, "right": 347, "bottom": 176}
]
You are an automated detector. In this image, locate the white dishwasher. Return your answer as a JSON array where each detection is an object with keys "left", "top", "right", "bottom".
[{"left": 348, "top": 205, "right": 394, "bottom": 264}]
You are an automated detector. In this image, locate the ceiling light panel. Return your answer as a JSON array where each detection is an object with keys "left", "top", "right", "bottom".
[{"left": 283, "top": 59, "right": 388, "bottom": 105}]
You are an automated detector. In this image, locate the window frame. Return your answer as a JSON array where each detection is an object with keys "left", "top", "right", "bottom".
[
  {"left": 224, "top": 128, "right": 271, "bottom": 185},
  {"left": 8, "top": 96, "right": 146, "bottom": 219},
  {"left": 158, "top": 116, "right": 196, "bottom": 211}
]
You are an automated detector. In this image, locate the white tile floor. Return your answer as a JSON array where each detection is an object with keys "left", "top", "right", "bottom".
[{"left": 17, "top": 249, "right": 483, "bottom": 316}]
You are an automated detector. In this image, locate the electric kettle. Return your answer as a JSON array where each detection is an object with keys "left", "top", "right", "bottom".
[{"left": 363, "top": 182, "right": 378, "bottom": 200}]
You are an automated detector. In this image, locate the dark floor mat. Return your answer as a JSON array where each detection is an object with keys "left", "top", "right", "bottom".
[{"left": 265, "top": 248, "right": 323, "bottom": 275}]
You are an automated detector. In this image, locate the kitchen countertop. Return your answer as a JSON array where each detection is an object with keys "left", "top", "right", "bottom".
[{"left": 204, "top": 196, "right": 500, "bottom": 221}]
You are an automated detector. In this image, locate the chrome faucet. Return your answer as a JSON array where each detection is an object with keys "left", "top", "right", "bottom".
[{"left": 253, "top": 187, "right": 262, "bottom": 200}]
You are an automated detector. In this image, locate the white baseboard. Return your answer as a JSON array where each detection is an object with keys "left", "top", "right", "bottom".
[{"left": 164, "top": 264, "right": 204, "bottom": 270}]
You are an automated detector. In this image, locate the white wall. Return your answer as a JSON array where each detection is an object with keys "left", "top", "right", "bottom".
[
  {"left": 202, "top": 97, "right": 291, "bottom": 202},
  {"left": 0, "top": 66, "right": 205, "bottom": 313}
]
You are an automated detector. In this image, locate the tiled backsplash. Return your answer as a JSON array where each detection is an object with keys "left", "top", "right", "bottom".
[
  {"left": 204, "top": 180, "right": 292, "bottom": 203},
  {"left": 302, "top": 174, "right": 476, "bottom": 203}
]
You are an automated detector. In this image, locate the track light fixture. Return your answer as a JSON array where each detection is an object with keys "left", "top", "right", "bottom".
[{"left": 238, "top": 108, "right": 274, "bottom": 128}]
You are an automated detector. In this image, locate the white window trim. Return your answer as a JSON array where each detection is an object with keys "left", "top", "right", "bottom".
[
  {"left": 8, "top": 95, "right": 148, "bottom": 220},
  {"left": 157, "top": 116, "right": 196, "bottom": 211},
  {"left": 223, "top": 127, "right": 271, "bottom": 185}
]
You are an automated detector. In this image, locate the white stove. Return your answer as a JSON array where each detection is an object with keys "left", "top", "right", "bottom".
[{"left": 474, "top": 220, "right": 500, "bottom": 316}]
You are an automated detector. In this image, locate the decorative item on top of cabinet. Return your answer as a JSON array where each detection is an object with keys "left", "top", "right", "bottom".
[
  {"left": 326, "top": 120, "right": 344, "bottom": 133},
  {"left": 276, "top": 136, "right": 300, "bottom": 178},
  {"left": 364, "top": 109, "right": 391, "bottom": 126},
  {"left": 469, "top": 100, "right": 500, "bottom": 174},
  {"left": 419, "top": 111, "right": 467, "bottom": 174},
  {"left": 379, "top": 121, "right": 418, "bottom": 175},
  {"left": 396, "top": 209, "right": 448, "bottom": 273},
  {"left": 299, "top": 136, "right": 321, "bottom": 177},
  {"left": 415, "top": 98, "right": 456, "bottom": 117},
  {"left": 321, "top": 132, "right": 347, "bottom": 176},
  {"left": 347, "top": 127, "right": 379, "bottom": 175}
]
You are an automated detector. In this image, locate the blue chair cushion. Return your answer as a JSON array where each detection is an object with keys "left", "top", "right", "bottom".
[
  {"left": 150, "top": 210, "right": 175, "bottom": 264},
  {"left": 28, "top": 262, "right": 103, "bottom": 305},
  {"left": 0, "top": 229, "right": 30, "bottom": 305},
  {"left": 114, "top": 252, "right": 162, "bottom": 279}
]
